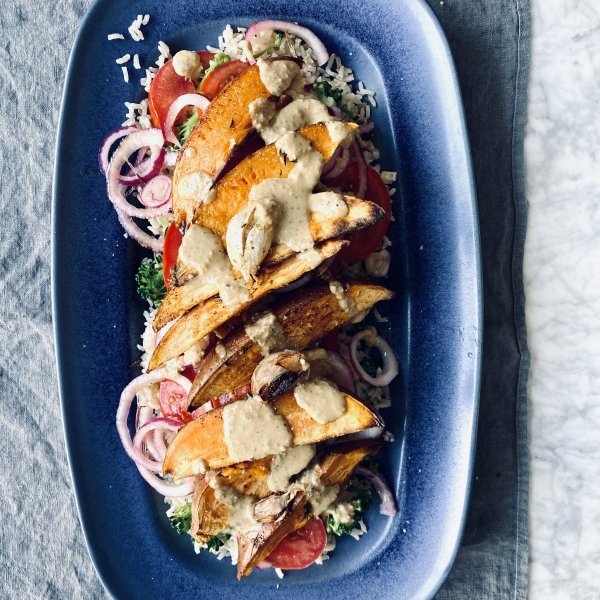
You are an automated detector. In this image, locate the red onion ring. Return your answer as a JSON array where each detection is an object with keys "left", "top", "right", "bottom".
[
  {"left": 163, "top": 93, "right": 210, "bottom": 146},
  {"left": 358, "top": 119, "right": 375, "bottom": 136},
  {"left": 245, "top": 20, "right": 329, "bottom": 65},
  {"left": 135, "top": 465, "right": 195, "bottom": 498},
  {"left": 116, "top": 370, "right": 191, "bottom": 475},
  {"left": 99, "top": 126, "right": 138, "bottom": 174},
  {"left": 349, "top": 329, "right": 399, "bottom": 387},
  {"left": 311, "top": 350, "right": 357, "bottom": 395},
  {"left": 351, "top": 135, "right": 368, "bottom": 199},
  {"left": 136, "top": 406, "right": 163, "bottom": 460},
  {"left": 107, "top": 129, "right": 167, "bottom": 218},
  {"left": 140, "top": 175, "right": 172, "bottom": 208},
  {"left": 322, "top": 147, "right": 350, "bottom": 181},
  {"left": 355, "top": 466, "right": 397, "bottom": 516},
  {"left": 133, "top": 417, "right": 183, "bottom": 471},
  {"left": 115, "top": 208, "right": 165, "bottom": 252},
  {"left": 321, "top": 146, "right": 341, "bottom": 176}
]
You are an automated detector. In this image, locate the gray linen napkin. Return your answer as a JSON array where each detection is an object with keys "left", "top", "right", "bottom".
[
  {"left": 427, "top": 1, "right": 531, "bottom": 598},
  {"left": 0, "top": 1, "right": 529, "bottom": 598}
]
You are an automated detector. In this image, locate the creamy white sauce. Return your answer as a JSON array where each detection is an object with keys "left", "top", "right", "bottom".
[
  {"left": 328, "top": 280, "right": 357, "bottom": 316},
  {"left": 225, "top": 197, "right": 277, "bottom": 282},
  {"left": 308, "top": 192, "right": 348, "bottom": 220},
  {"left": 324, "top": 501, "right": 356, "bottom": 525},
  {"left": 209, "top": 476, "right": 257, "bottom": 530},
  {"left": 257, "top": 58, "right": 301, "bottom": 96},
  {"left": 250, "top": 97, "right": 331, "bottom": 145},
  {"left": 244, "top": 311, "right": 288, "bottom": 356},
  {"left": 222, "top": 395, "right": 292, "bottom": 462},
  {"left": 326, "top": 121, "right": 354, "bottom": 147},
  {"left": 177, "top": 171, "right": 215, "bottom": 207},
  {"left": 172, "top": 50, "right": 202, "bottom": 79},
  {"left": 293, "top": 378, "right": 347, "bottom": 424},
  {"left": 267, "top": 444, "right": 316, "bottom": 492},
  {"left": 298, "top": 248, "right": 323, "bottom": 268},
  {"left": 178, "top": 224, "right": 250, "bottom": 308},
  {"left": 293, "top": 465, "right": 340, "bottom": 516},
  {"left": 215, "top": 343, "right": 226, "bottom": 359},
  {"left": 247, "top": 132, "right": 323, "bottom": 253},
  {"left": 182, "top": 336, "right": 210, "bottom": 366}
]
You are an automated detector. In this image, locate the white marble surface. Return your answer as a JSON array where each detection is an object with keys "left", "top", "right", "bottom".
[{"left": 525, "top": 1, "right": 600, "bottom": 598}]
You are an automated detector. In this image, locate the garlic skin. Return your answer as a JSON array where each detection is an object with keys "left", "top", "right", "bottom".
[
  {"left": 226, "top": 199, "right": 278, "bottom": 282},
  {"left": 365, "top": 249, "right": 391, "bottom": 278},
  {"left": 251, "top": 351, "right": 309, "bottom": 402}
]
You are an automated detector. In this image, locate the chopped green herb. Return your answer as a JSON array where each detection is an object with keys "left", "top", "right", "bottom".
[
  {"left": 206, "top": 532, "right": 231, "bottom": 551},
  {"left": 178, "top": 111, "right": 199, "bottom": 146},
  {"left": 201, "top": 52, "right": 231, "bottom": 81},
  {"left": 325, "top": 482, "right": 374, "bottom": 537},
  {"left": 135, "top": 255, "right": 166, "bottom": 308},
  {"left": 168, "top": 502, "right": 192, "bottom": 535},
  {"left": 313, "top": 81, "right": 343, "bottom": 109}
]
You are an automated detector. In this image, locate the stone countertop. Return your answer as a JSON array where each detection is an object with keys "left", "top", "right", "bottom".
[{"left": 525, "top": 1, "right": 600, "bottom": 598}]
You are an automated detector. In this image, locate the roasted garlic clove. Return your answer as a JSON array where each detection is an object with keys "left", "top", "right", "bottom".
[{"left": 251, "top": 350, "right": 309, "bottom": 402}]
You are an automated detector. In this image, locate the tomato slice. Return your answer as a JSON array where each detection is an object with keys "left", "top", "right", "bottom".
[
  {"left": 163, "top": 223, "right": 183, "bottom": 289},
  {"left": 148, "top": 61, "right": 196, "bottom": 130},
  {"left": 325, "top": 163, "right": 392, "bottom": 262},
  {"left": 198, "top": 60, "right": 249, "bottom": 100},
  {"left": 197, "top": 50, "right": 215, "bottom": 69},
  {"left": 159, "top": 380, "right": 193, "bottom": 423},
  {"left": 265, "top": 518, "right": 327, "bottom": 570}
]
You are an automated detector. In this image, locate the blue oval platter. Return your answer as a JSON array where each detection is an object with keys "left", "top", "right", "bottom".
[{"left": 52, "top": 0, "right": 481, "bottom": 598}]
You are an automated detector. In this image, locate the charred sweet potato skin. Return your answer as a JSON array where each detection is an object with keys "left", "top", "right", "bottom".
[
  {"left": 147, "top": 240, "right": 346, "bottom": 370},
  {"left": 189, "top": 283, "right": 394, "bottom": 407}
]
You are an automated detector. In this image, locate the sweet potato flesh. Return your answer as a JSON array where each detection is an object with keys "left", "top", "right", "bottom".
[
  {"left": 172, "top": 65, "right": 271, "bottom": 224},
  {"left": 162, "top": 390, "right": 381, "bottom": 480}
]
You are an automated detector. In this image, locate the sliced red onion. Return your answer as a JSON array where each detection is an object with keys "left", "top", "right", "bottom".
[
  {"left": 351, "top": 135, "right": 368, "bottom": 199},
  {"left": 136, "top": 406, "right": 162, "bottom": 460},
  {"left": 115, "top": 208, "right": 164, "bottom": 252},
  {"left": 355, "top": 466, "right": 397, "bottom": 516},
  {"left": 153, "top": 429, "right": 169, "bottom": 459},
  {"left": 322, "top": 147, "right": 350, "bottom": 180},
  {"left": 329, "top": 106, "right": 343, "bottom": 119},
  {"left": 315, "top": 350, "right": 357, "bottom": 395},
  {"left": 99, "top": 126, "right": 138, "bottom": 174},
  {"left": 245, "top": 20, "right": 329, "bottom": 66},
  {"left": 322, "top": 146, "right": 341, "bottom": 176},
  {"left": 133, "top": 417, "right": 183, "bottom": 470},
  {"left": 350, "top": 329, "right": 399, "bottom": 387},
  {"left": 358, "top": 119, "right": 375, "bottom": 135},
  {"left": 136, "top": 465, "right": 195, "bottom": 498},
  {"left": 164, "top": 93, "right": 210, "bottom": 146},
  {"left": 116, "top": 370, "right": 191, "bottom": 474},
  {"left": 107, "top": 129, "right": 167, "bottom": 218},
  {"left": 140, "top": 175, "right": 172, "bottom": 208}
]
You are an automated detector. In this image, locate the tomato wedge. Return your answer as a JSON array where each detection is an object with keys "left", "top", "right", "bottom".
[
  {"left": 159, "top": 380, "right": 193, "bottom": 423},
  {"left": 197, "top": 50, "right": 216, "bottom": 69},
  {"left": 198, "top": 60, "right": 249, "bottom": 100},
  {"left": 265, "top": 518, "right": 327, "bottom": 570},
  {"left": 148, "top": 61, "right": 196, "bottom": 130},
  {"left": 324, "top": 163, "right": 392, "bottom": 261},
  {"left": 162, "top": 223, "right": 183, "bottom": 289}
]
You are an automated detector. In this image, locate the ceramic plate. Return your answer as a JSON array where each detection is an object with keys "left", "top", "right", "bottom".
[{"left": 53, "top": 0, "right": 481, "bottom": 598}]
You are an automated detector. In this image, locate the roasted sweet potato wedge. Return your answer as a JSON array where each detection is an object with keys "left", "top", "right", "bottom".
[
  {"left": 236, "top": 492, "right": 309, "bottom": 580},
  {"left": 172, "top": 64, "right": 272, "bottom": 225},
  {"left": 236, "top": 440, "right": 381, "bottom": 578},
  {"left": 153, "top": 194, "right": 384, "bottom": 330},
  {"left": 162, "top": 390, "right": 381, "bottom": 479},
  {"left": 189, "top": 459, "right": 272, "bottom": 543},
  {"left": 193, "top": 122, "right": 358, "bottom": 243},
  {"left": 148, "top": 240, "right": 346, "bottom": 369},
  {"left": 189, "top": 282, "right": 394, "bottom": 407}
]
